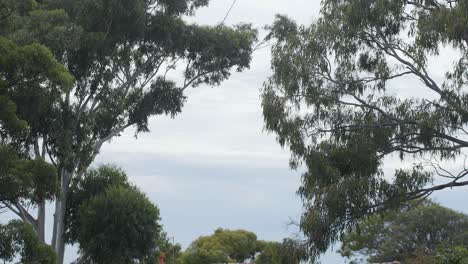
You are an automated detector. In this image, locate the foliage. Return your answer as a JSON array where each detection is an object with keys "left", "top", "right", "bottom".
[
  {"left": 340, "top": 201, "right": 468, "bottom": 263},
  {"left": 0, "top": 220, "right": 56, "bottom": 264},
  {"left": 263, "top": 0, "right": 468, "bottom": 259},
  {"left": 430, "top": 246, "right": 468, "bottom": 264},
  {"left": 77, "top": 185, "right": 161, "bottom": 264},
  {"left": 0, "top": 146, "right": 58, "bottom": 203},
  {"left": 0, "top": 31, "right": 69, "bottom": 205},
  {"left": 178, "top": 228, "right": 260, "bottom": 264},
  {"left": 254, "top": 241, "right": 282, "bottom": 264},
  {"left": 63, "top": 165, "right": 163, "bottom": 264},
  {"left": 178, "top": 229, "right": 308, "bottom": 264},
  {"left": 65, "top": 165, "right": 130, "bottom": 244},
  {"left": 0, "top": 35, "right": 72, "bottom": 135},
  {"left": 254, "top": 238, "right": 308, "bottom": 264},
  {"left": 153, "top": 232, "right": 182, "bottom": 264}
]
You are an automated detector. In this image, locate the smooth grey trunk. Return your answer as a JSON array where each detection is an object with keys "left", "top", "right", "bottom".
[
  {"left": 54, "top": 169, "right": 72, "bottom": 264},
  {"left": 37, "top": 201, "right": 46, "bottom": 243},
  {"left": 51, "top": 209, "right": 57, "bottom": 249}
]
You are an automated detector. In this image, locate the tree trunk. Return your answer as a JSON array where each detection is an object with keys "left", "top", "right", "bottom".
[
  {"left": 37, "top": 201, "right": 46, "bottom": 243},
  {"left": 51, "top": 209, "right": 57, "bottom": 248},
  {"left": 54, "top": 169, "right": 72, "bottom": 264}
]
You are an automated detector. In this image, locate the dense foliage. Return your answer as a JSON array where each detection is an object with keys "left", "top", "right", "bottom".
[
  {"left": 65, "top": 165, "right": 130, "bottom": 244},
  {"left": 340, "top": 201, "right": 468, "bottom": 263},
  {"left": 263, "top": 0, "right": 468, "bottom": 259},
  {"left": 78, "top": 185, "right": 161, "bottom": 264},
  {"left": 0, "top": 1, "right": 71, "bottom": 243},
  {"left": 254, "top": 239, "right": 308, "bottom": 264},
  {"left": 0, "top": 13, "right": 70, "bottom": 204},
  {"left": 178, "top": 228, "right": 259, "bottom": 264},
  {"left": 178, "top": 228, "right": 308, "bottom": 264},
  {"left": 0, "top": 220, "right": 56, "bottom": 264},
  {"left": 430, "top": 246, "right": 468, "bottom": 264},
  {"left": 64, "top": 165, "right": 163, "bottom": 264}
]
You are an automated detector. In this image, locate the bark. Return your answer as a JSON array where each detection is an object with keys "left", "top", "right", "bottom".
[
  {"left": 51, "top": 209, "right": 57, "bottom": 249},
  {"left": 37, "top": 201, "right": 46, "bottom": 243},
  {"left": 54, "top": 168, "right": 72, "bottom": 264}
]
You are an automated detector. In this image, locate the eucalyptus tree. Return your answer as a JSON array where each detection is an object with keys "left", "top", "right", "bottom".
[
  {"left": 263, "top": 0, "right": 468, "bottom": 260},
  {"left": 0, "top": 0, "right": 257, "bottom": 263}
]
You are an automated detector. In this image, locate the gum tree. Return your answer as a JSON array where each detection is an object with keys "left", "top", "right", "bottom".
[
  {"left": 1, "top": 0, "right": 257, "bottom": 263},
  {"left": 263, "top": 0, "right": 468, "bottom": 260}
]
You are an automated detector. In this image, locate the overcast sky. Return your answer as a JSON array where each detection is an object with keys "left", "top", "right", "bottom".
[{"left": 2, "top": 0, "right": 468, "bottom": 263}]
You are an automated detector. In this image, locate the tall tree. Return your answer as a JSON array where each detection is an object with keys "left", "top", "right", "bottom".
[
  {"left": 340, "top": 201, "right": 468, "bottom": 263},
  {"left": 263, "top": 0, "right": 468, "bottom": 259},
  {"left": 0, "top": 0, "right": 257, "bottom": 263}
]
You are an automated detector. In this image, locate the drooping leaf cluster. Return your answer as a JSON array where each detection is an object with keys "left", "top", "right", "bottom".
[{"left": 263, "top": 0, "right": 468, "bottom": 259}]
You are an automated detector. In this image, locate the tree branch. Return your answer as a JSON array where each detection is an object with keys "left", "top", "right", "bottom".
[
  {"left": 2, "top": 202, "right": 20, "bottom": 216},
  {"left": 92, "top": 123, "right": 134, "bottom": 152},
  {"left": 406, "top": 179, "right": 468, "bottom": 199}
]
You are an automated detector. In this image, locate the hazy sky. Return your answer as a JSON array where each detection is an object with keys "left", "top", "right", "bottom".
[{"left": 2, "top": 1, "right": 467, "bottom": 263}]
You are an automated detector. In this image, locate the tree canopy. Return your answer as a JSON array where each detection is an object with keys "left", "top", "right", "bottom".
[
  {"left": 78, "top": 185, "right": 161, "bottom": 264},
  {"left": 179, "top": 228, "right": 259, "bottom": 264},
  {"left": 64, "top": 165, "right": 130, "bottom": 244},
  {"left": 178, "top": 228, "right": 308, "bottom": 264},
  {"left": 340, "top": 201, "right": 468, "bottom": 263},
  {"left": 263, "top": 0, "right": 468, "bottom": 259}
]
